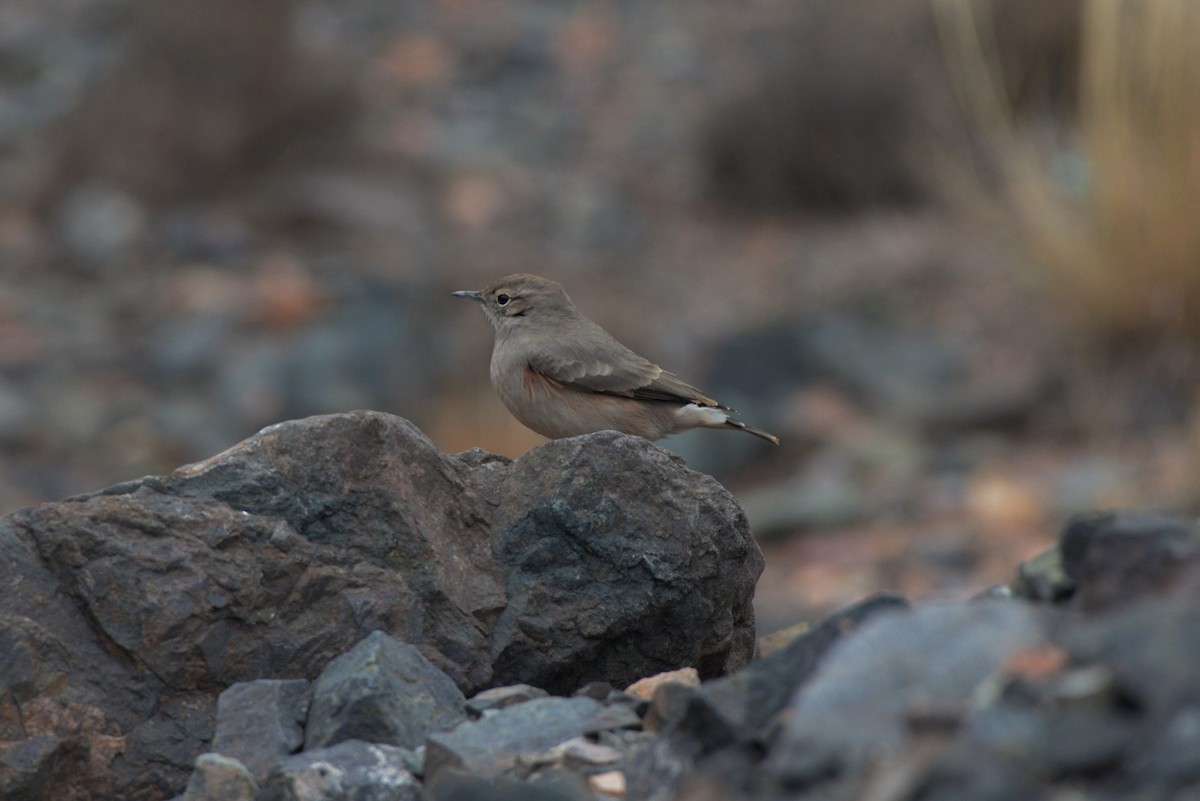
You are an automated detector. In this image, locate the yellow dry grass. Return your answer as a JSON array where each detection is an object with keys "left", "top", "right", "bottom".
[{"left": 936, "top": 0, "right": 1200, "bottom": 343}]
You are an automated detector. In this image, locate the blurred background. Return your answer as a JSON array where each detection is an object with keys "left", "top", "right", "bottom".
[{"left": 1, "top": 0, "right": 1198, "bottom": 631}]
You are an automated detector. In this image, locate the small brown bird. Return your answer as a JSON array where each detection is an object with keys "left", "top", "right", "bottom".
[{"left": 453, "top": 274, "right": 779, "bottom": 444}]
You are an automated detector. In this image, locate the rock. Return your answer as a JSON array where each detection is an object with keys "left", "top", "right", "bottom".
[
  {"left": 1063, "top": 593, "right": 1200, "bottom": 722},
  {"left": 465, "top": 684, "right": 550, "bottom": 717},
  {"left": 428, "top": 772, "right": 590, "bottom": 801},
  {"left": 304, "top": 631, "right": 466, "bottom": 751},
  {"left": 477, "top": 430, "right": 760, "bottom": 690},
  {"left": 653, "top": 593, "right": 908, "bottom": 748},
  {"left": 180, "top": 753, "right": 257, "bottom": 801},
  {"left": 623, "top": 737, "right": 692, "bottom": 801},
  {"left": 738, "top": 467, "right": 877, "bottom": 539},
  {"left": 55, "top": 183, "right": 147, "bottom": 266},
  {"left": 424, "top": 697, "right": 606, "bottom": 782},
  {"left": 508, "top": 736, "right": 626, "bottom": 794},
  {"left": 398, "top": 746, "right": 425, "bottom": 778},
  {"left": 1011, "top": 546, "right": 1076, "bottom": 603},
  {"left": 158, "top": 412, "right": 759, "bottom": 691},
  {"left": 616, "top": 588, "right": 1200, "bottom": 800},
  {"left": 586, "top": 704, "right": 642, "bottom": 733},
  {"left": 0, "top": 736, "right": 87, "bottom": 801},
  {"left": 753, "top": 621, "right": 809, "bottom": 659},
  {"left": 211, "top": 679, "right": 310, "bottom": 782},
  {"left": 257, "top": 739, "right": 422, "bottom": 801},
  {"left": 918, "top": 593, "right": 1200, "bottom": 796},
  {"left": 0, "top": 411, "right": 760, "bottom": 799},
  {"left": 631, "top": 593, "right": 905, "bottom": 797},
  {"left": 0, "top": 524, "right": 153, "bottom": 799},
  {"left": 588, "top": 770, "right": 626, "bottom": 797},
  {"left": 572, "top": 682, "right": 614, "bottom": 702},
  {"left": 0, "top": 379, "right": 35, "bottom": 447},
  {"left": 530, "top": 738, "right": 622, "bottom": 770},
  {"left": 1059, "top": 510, "right": 1200, "bottom": 610},
  {"left": 1142, "top": 707, "right": 1200, "bottom": 786},
  {"left": 769, "top": 600, "right": 1044, "bottom": 789},
  {"left": 968, "top": 664, "right": 1141, "bottom": 778},
  {"left": 625, "top": 668, "right": 700, "bottom": 701}
]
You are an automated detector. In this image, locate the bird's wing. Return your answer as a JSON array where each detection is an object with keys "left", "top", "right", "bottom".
[{"left": 527, "top": 320, "right": 727, "bottom": 409}]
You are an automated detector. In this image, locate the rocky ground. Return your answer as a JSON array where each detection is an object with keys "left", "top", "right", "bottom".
[
  {"left": 2, "top": 5, "right": 1200, "bottom": 796},
  {"left": 1, "top": 412, "right": 1198, "bottom": 801}
]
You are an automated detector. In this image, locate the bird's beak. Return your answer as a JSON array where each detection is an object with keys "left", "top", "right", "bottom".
[{"left": 452, "top": 290, "right": 483, "bottom": 303}]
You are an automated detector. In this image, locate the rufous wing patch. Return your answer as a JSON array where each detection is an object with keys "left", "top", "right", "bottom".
[{"left": 523, "top": 365, "right": 564, "bottom": 400}]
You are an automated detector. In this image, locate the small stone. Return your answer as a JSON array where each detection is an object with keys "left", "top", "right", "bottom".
[
  {"left": 574, "top": 682, "right": 614, "bottom": 701},
  {"left": 424, "top": 697, "right": 604, "bottom": 782},
  {"left": 623, "top": 737, "right": 691, "bottom": 801},
  {"left": 643, "top": 683, "right": 693, "bottom": 735},
  {"left": 625, "top": 668, "right": 700, "bottom": 700},
  {"left": 755, "top": 621, "right": 810, "bottom": 659},
  {"left": 588, "top": 770, "right": 626, "bottom": 797},
  {"left": 259, "top": 739, "right": 421, "bottom": 801},
  {"left": 587, "top": 704, "right": 642, "bottom": 733},
  {"left": 428, "top": 771, "right": 591, "bottom": 801},
  {"left": 533, "top": 737, "right": 621, "bottom": 769},
  {"left": 304, "top": 631, "right": 466, "bottom": 750},
  {"left": 212, "top": 679, "right": 310, "bottom": 782},
  {"left": 56, "top": 183, "right": 147, "bottom": 265},
  {"left": 466, "top": 684, "right": 549, "bottom": 716},
  {"left": 1011, "top": 546, "right": 1075, "bottom": 603},
  {"left": 182, "top": 753, "right": 257, "bottom": 801},
  {"left": 1060, "top": 511, "right": 1200, "bottom": 610}
]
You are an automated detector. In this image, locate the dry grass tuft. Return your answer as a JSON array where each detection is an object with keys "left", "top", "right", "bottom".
[{"left": 937, "top": 0, "right": 1200, "bottom": 344}]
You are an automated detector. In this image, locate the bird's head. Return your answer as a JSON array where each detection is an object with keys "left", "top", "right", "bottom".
[{"left": 452, "top": 273, "right": 576, "bottom": 332}]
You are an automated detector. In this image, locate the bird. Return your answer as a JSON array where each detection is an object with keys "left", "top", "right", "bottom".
[{"left": 453, "top": 273, "right": 779, "bottom": 445}]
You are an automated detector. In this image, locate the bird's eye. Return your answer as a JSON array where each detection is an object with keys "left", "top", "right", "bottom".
[{"left": 496, "top": 293, "right": 510, "bottom": 306}]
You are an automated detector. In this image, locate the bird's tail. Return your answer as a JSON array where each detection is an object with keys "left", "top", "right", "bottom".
[
  {"left": 725, "top": 417, "right": 781, "bottom": 445},
  {"left": 676, "top": 402, "right": 780, "bottom": 444}
]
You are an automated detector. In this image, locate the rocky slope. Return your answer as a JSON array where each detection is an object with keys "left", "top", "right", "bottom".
[{"left": 2, "top": 412, "right": 1198, "bottom": 801}]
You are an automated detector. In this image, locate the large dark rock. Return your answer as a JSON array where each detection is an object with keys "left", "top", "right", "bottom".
[{"left": 0, "top": 411, "right": 761, "bottom": 800}]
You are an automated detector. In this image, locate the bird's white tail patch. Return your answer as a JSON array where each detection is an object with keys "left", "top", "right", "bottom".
[{"left": 675, "top": 403, "right": 730, "bottom": 428}]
